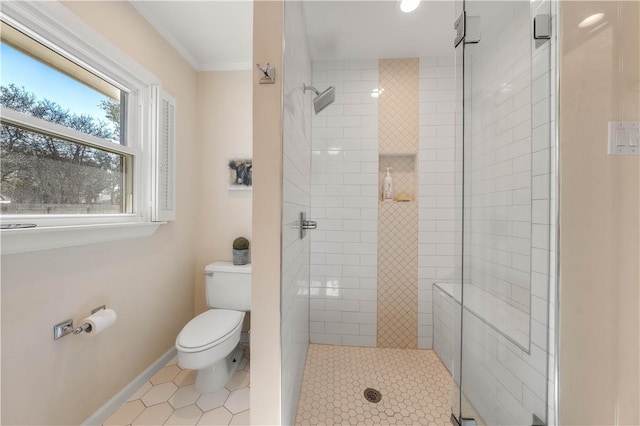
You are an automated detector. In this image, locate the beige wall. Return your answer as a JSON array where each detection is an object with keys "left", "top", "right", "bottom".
[
  {"left": 0, "top": 2, "right": 255, "bottom": 424},
  {"left": 559, "top": 1, "right": 640, "bottom": 424},
  {"left": 0, "top": 2, "right": 200, "bottom": 424},
  {"left": 195, "top": 71, "right": 253, "bottom": 315},
  {"left": 251, "top": 1, "right": 283, "bottom": 424}
]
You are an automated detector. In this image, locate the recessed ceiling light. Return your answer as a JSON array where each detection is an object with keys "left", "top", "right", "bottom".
[
  {"left": 578, "top": 13, "right": 605, "bottom": 28},
  {"left": 400, "top": 0, "right": 420, "bottom": 14}
]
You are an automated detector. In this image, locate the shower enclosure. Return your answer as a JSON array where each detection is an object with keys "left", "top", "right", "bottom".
[
  {"left": 450, "top": 1, "right": 557, "bottom": 424},
  {"left": 279, "top": 1, "right": 558, "bottom": 424}
]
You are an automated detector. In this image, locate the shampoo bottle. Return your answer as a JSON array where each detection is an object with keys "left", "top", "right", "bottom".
[{"left": 383, "top": 167, "right": 394, "bottom": 201}]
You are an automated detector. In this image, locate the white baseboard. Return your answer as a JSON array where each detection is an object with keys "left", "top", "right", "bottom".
[{"left": 81, "top": 347, "right": 177, "bottom": 426}]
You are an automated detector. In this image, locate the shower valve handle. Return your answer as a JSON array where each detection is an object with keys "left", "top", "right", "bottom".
[
  {"left": 302, "top": 220, "right": 317, "bottom": 230},
  {"left": 298, "top": 212, "right": 317, "bottom": 239}
]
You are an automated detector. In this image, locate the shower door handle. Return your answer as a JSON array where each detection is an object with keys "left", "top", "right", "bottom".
[{"left": 298, "top": 212, "right": 317, "bottom": 239}]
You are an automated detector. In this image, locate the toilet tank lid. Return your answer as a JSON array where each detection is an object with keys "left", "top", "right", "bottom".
[{"left": 205, "top": 261, "right": 251, "bottom": 274}]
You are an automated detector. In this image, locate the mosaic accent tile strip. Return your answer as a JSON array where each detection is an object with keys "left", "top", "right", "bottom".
[
  {"left": 377, "top": 201, "right": 419, "bottom": 348},
  {"left": 295, "top": 344, "right": 452, "bottom": 425},
  {"left": 379, "top": 58, "right": 419, "bottom": 154},
  {"left": 377, "top": 58, "right": 419, "bottom": 349}
]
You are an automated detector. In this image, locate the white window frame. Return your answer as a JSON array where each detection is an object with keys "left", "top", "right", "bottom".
[{"left": 0, "top": 1, "right": 173, "bottom": 254}]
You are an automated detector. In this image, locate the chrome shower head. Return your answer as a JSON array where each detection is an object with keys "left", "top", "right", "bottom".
[{"left": 304, "top": 84, "right": 336, "bottom": 114}]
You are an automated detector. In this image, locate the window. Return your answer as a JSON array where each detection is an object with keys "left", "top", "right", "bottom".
[
  {"left": 0, "top": 2, "right": 176, "bottom": 253},
  {"left": 1, "top": 30, "right": 133, "bottom": 216}
]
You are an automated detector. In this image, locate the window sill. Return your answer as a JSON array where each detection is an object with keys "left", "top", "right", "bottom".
[{"left": 1, "top": 222, "right": 164, "bottom": 255}]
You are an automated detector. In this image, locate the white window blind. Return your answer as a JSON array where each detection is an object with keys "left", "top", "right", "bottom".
[{"left": 153, "top": 87, "right": 176, "bottom": 222}]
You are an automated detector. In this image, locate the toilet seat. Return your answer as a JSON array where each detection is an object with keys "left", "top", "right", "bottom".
[{"left": 176, "top": 309, "right": 244, "bottom": 353}]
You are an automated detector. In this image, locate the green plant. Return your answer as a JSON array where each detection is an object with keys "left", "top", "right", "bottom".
[{"left": 233, "top": 237, "right": 250, "bottom": 250}]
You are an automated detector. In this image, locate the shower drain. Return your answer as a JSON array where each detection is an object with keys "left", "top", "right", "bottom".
[{"left": 363, "top": 388, "right": 382, "bottom": 403}]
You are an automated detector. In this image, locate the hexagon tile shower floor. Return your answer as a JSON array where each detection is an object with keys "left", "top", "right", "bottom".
[{"left": 295, "top": 344, "right": 452, "bottom": 425}]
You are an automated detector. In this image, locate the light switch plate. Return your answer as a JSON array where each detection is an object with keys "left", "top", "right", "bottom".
[{"left": 608, "top": 121, "right": 640, "bottom": 155}]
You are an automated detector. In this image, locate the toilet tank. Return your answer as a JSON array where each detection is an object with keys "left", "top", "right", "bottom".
[{"left": 205, "top": 261, "right": 251, "bottom": 311}]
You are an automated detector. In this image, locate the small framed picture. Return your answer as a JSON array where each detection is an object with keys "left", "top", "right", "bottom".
[{"left": 228, "top": 157, "right": 252, "bottom": 190}]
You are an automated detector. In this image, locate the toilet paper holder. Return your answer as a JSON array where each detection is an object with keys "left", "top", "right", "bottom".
[{"left": 53, "top": 305, "right": 106, "bottom": 340}]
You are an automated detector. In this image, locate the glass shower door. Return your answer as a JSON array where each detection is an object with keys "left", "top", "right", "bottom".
[{"left": 454, "top": 1, "right": 555, "bottom": 425}]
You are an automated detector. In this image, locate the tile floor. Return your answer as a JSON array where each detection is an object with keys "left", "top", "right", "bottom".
[
  {"left": 295, "top": 344, "right": 453, "bottom": 425},
  {"left": 103, "top": 355, "right": 250, "bottom": 426}
]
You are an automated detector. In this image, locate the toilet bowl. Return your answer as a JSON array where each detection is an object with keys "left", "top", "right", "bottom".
[{"left": 175, "top": 262, "right": 250, "bottom": 393}]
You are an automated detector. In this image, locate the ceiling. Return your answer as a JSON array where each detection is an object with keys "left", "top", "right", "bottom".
[
  {"left": 303, "top": 1, "right": 455, "bottom": 60},
  {"left": 131, "top": 1, "right": 254, "bottom": 71},
  {"left": 131, "top": 1, "right": 456, "bottom": 72}
]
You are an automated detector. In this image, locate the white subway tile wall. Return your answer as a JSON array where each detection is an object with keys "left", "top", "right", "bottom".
[
  {"left": 418, "top": 56, "right": 457, "bottom": 349},
  {"left": 309, "top": 55, "right": 459, "bottom": 350},
  {"left": 281, "top": 2, "right": 312, "bottom": 424},
  {"left": 432, "top": 285, "right": 457, "bottom": 374},
  {"left": 465, "top": 0, "right": 534, "bottom": 319},
  {"left": 310, "top": 59, "right": 379, "bottom": 347},
  {"left": 434, "top": 282, "right": 549, "bottom": 425}
]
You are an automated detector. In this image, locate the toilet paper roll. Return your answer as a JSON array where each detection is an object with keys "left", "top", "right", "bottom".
[{"left": 82, "top": 308, "right": 117, "bottom": 337}]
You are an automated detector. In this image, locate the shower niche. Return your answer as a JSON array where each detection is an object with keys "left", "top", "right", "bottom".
[{"left": 378, "top": 153, "right": 416, "bottom": 202}]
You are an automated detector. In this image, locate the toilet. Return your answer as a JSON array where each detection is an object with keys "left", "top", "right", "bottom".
[{"left": 175, "top": 261, "right": 250, "bottom": 393}]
